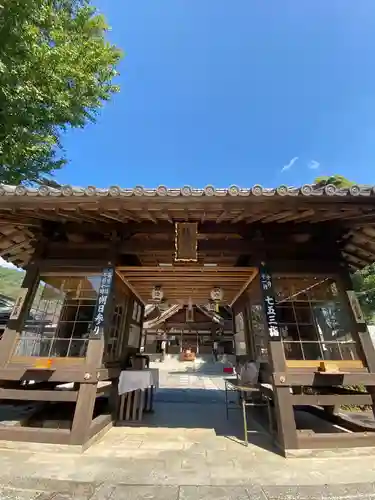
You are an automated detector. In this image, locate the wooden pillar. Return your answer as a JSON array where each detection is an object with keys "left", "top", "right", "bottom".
[
  {"left": 259, "top": 263, "right": 298, "bottom": 452},
  {"left": 70, "top": 339, "right": 103, "bottom": 445},
  {"left": 70, "top": 263, "right": 115, "bottom": 445}
]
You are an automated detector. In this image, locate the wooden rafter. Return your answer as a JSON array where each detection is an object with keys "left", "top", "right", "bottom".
[{"left": 117, "top": 266, "right": 258, "bottom": 305}]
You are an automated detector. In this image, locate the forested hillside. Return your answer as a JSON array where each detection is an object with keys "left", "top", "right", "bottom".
[{"left": 0, "top": 267, "right": 24, "bottom": 299}]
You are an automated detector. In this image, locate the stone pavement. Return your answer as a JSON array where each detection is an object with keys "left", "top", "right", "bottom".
[{"left": 0, "top": 359, "right": 375, "bottom": 499}]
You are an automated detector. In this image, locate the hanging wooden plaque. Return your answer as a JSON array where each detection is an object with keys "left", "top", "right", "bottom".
[{"left": 174, "top": 222, "right": 198, "bottom": 262}]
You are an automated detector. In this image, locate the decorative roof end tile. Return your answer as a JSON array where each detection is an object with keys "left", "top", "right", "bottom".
[
  {"left": 181, "top": 186, "right": 192, "bottom": 196},
  {"left": 276, "top": 185, "right": 288, "bottom": 196},
  {"left": 109, "top": 186, "right": 121, "bottom": 197},
  {"left": 228, "top": 185, "right": 240, "bottom": 196},
  {"left": 251, "top": 185, "right": 263, "bottom": 196},
  {"left": 349, "top": 185, "right": 361, "bottom": 196},
  {"left": 156, "top": 185, "right": 168, "bottom": 196},
  {"left": 204, "top": 185, "right": 216, "bottom": 196},
  {"left": 134, "top": 186, "right": 144, "bottom": 196}
]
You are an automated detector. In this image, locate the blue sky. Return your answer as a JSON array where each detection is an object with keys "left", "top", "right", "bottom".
[{"left": 57, "top": 0, "right": 375, "bottom": 188}]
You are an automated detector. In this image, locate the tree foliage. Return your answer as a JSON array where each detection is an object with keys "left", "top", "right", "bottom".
[
  {"left": 352, "top": 264, "right": 375, "bottom": 323},
  {"left": 314, "top": 174, "right": 355, "bottom": 188},
  {"left": 0, "top": 0, "right": 122, "bottom": 184},
  {"left": 0, "top": 267, "right": 24, "bottom": 299}
]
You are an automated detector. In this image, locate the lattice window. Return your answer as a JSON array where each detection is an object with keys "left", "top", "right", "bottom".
[
  {"left": 273, "top": 276, "right": 359, "bottom": 361},
  {"left": 15, "top": 274, "right": 101, "bottom": 358}
]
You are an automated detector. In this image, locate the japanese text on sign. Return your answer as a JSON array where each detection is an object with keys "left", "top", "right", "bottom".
[
  {"left": 264, "top": 295, "right": 279, "bottom": 338},
  {"left": 259, "top": 264, "right": 280, "bottom": 340},
  {"left": 260, "top": 272, "right": 272, "bottom": 291},
  {"left": 92, "top": 268, "right": 114, "bottom": 336}
]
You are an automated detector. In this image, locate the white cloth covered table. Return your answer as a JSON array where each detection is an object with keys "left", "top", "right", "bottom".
[{"left": 118, "top": 369, "right": 159, "bottom": 395}]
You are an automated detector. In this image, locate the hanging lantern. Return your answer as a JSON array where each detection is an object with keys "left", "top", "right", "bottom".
[
  {"left": 210, "top": 287, "right": 223, "bottom": 302},
  {"left": 158, "top": 300, "right": 169, "bottom": 312},
  {"left": 206, "top": 301, "right": 216, "bottom": 312},
  {"left": 151, "top": 285, "right": 164, "bottom": 303}
]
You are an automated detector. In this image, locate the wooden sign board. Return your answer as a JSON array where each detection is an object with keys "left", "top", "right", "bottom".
[{"left": 174, "top": 222, "right": 198, "bottom": 262}]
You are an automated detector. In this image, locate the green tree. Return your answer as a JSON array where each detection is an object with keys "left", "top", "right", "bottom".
[
  {"left": 314, "top": 175, "right": 355, "bottom": 188},
  {"left": 0, "top": 0, "right": 122, "bottom": 185},
  {"left": 352, "top": 264, "right": 375, "bottom": 323}
]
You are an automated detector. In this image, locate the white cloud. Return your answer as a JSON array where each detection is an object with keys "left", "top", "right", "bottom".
[
  {"left": 281, "top": 156, "right": 298, "bottom": 172},
  {"left": 308, "top": 160, "right": 320, "bottom": 170},
  {"left": 0, "top": 257, "right": 20, "bottom": 270}
]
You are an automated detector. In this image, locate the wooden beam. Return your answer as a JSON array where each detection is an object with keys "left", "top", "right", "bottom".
[
  {"left": 42, "top": 219, "right": 349, "bottom": 241},
  {"left": 298, "top": 433, "right": 375, "bottom": 450},
  {"left": 291, "top": 393, "right": 372, "bottom": 406},
  {"left": 0, "top": 368, "right": 100, "bottom": 383},
  {"left": 229, "top": 269, "right": 258, "bottom": 307},
  {"left": 117, "top": 265, "right": 257, "bottom": 273},
  {"left": 37, "top": 259, "right": 110, "bottom": 271},
  {"left": 116, "top": 270, "right": 146, "bottom": 305},
  {"left": 273, "top": 372, "right": 375, "bottom": 386},
  {"left": 0, "top": 426, "right": 71, "bottom": 445},
  {"left": 264, "top": 259, "right": 342, "bottom": 275},
  {"left": 0, "top": 388, "right": 78, "bottom": 402}
]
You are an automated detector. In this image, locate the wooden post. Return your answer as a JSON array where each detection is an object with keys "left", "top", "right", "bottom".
[
  {"left": 70, "top": 339, "right": 103, "bottom": 445},
  {"left": 259, "top": 262, "right": 298, "bottom": 453},
  {"left": 70, "top": 262, "right": 115, "bottom": 445}
]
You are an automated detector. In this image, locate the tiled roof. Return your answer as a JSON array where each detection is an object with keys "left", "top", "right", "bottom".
[
  {"left": 0, "top": 183, "right": 374, "bottom": 198},
  {"left": 0, "top": 183, "right": 374, "bottom": 271}
]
